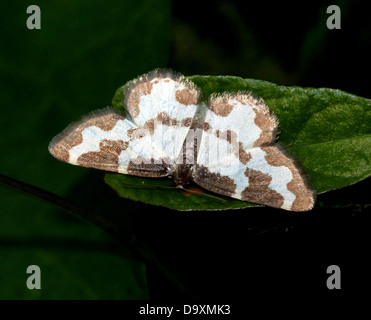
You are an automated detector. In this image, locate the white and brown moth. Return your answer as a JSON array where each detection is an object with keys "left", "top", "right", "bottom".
[{"left": 49, "top": 70, "right": 315, "bottom": 211}]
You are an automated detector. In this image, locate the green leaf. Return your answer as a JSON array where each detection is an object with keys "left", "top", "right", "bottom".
[
  {"left": 104, "top": 174, "right": 257, "bottom": 211},
  {"left": 106, "top": 75, "right": 371, "bottom": 211}
]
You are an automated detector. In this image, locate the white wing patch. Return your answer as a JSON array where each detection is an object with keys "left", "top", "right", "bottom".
[
  {"left": 235, "top": 147, "right": 295, "bottom": 209},
  {"left": 124, "top": 70, "right": 200, "bottom": 161},
  {"left": 204, "top": 93, "right": 278, "bottom": 149},
  {"left": 49, "top": 108, "right": 170, "bottom": 177},
  {"left": 134, "top": 78, "right": 198, "bottom": 127},
  {"left": 194, "top": 142, "right": 312, "bottom": 211},
  {"left": 68, "top": 119, "right": 134, "bottom": 164}
]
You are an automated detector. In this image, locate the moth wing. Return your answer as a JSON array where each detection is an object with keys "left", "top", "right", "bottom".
[
  {"left": 123, "top": 69, "right": 201, "bottom": 161},
  {"left": 49, "top": 108, "right": 171, "bottom": 177},
  {"left": 193, "top": 133, "right": 315, "bottom": 211},
  {"left": 200, "top": 92, "right": 278, "bottom": 149}
]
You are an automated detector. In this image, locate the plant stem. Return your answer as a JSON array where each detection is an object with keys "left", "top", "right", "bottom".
[{"left": 0, "top": 172, "right": 194, "bottom": 298}]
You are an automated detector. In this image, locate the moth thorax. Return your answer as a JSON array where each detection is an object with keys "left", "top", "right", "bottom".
[{"left": 174, "top": 164, "right": 193, "bottom": 187}]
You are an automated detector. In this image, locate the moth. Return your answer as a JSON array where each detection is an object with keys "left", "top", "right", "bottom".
[{"left": 49, "top": 70, "right": 316, "bottom": 211}]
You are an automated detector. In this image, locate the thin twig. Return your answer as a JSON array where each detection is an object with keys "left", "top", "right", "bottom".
[
  {"left": 0, "top": 173, "right": 118, "bottom": 234},
  {"left": 0, "top": 172, "right": 194, "bottom": 298}
]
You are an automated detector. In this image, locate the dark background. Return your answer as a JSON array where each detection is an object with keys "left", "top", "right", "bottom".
[{"left": 0, "top": 0, "right": 369, "bottom": 301}]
